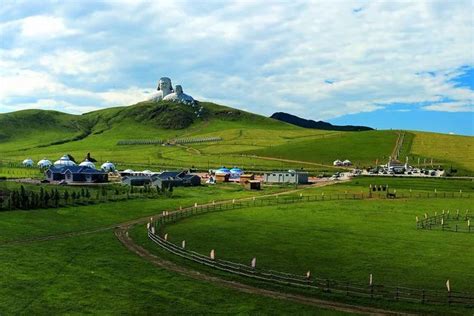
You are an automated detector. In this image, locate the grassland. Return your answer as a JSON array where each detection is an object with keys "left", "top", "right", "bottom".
[
  {"left": 1, "top": 184, "right": 351, "bottom": 314},
  {"left": 1, "top": 101, "right": 473, "bottom": 175},
  {"left": 410, "top": 131, "right": 474, "bottom": 175}
]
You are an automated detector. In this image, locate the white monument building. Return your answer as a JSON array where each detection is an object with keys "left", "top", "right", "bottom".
[{"left": 149, "top": 77, "right": 195, "bottom": 105}]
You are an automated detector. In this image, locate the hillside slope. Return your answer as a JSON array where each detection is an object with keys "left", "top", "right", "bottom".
[
  {"left": 0, "top": 101, "right": 472, "bottom": 174},
  {"left": 271, "top": 112, "right": 373, "bottom": 131}
]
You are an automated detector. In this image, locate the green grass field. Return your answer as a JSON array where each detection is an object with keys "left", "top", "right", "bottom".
[
  {"left": 155, "top": 198, "right": 474, "bottom": 293},
  {"left": 2, "top": 184, "right": 351, "bottom": 314},
  {"left": 2, "top": 101, "right": 471, "bottom": 175}
]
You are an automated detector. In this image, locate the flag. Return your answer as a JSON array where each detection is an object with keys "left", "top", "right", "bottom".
[
  {"left": 194, "top": 203, "right": 197, "bottom": 207},
  {"left": 182, "top": 240, "right": 186, "bottom": 249},
  {"left": 446, "top": 279, "right": 451, "bottom": 292},
  {"left": 164, "top": 233, "right": 168, "bottom": 241},
  {"left": 210, "top": 249, "right": 215, "bottom": 260},
  {"left": 251, "top": 257, "right": 256, "bottom": 268},
  {"left": 147, "top": 223, "right": 150, "bottom": 229},
  {"left": 369, "top": 274, "right": 373, "bottom": 286},
  {"left": 468, "top": 220, "right": 471, "bottom": 227},
  {"left": 306, "top": 271, "right": 311, "bottom": 279},
  {"left": 416, "top": 216, "right": 419, "bottom": 223},
  {"left": 151, "top": 227, "right": 155, "bottom": 234}
]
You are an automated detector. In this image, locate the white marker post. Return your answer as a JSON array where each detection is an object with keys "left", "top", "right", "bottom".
[{"left": 251, "top": 257, "right": 256, "bottom": 269}]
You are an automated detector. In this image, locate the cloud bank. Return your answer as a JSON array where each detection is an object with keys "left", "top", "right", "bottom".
[{"left": 0, "top": 0, "right": 472, "bottom": 120}]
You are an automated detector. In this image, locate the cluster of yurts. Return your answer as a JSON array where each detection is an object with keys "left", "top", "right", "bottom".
[
  {"left": 213, "top": 166, "right": 243, "bottom": 178},
  {"left": 22, "top": 155, "right": 116, "bottom": 172}
]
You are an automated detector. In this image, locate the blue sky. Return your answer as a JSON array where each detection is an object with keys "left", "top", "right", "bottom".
[{"left": 0, "top": 0, "right": 473, "bottom": 135}]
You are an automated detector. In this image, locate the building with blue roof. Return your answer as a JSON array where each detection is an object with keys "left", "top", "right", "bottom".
[{"left": 45, "top": 165, "right": 108, "bottom": 183}]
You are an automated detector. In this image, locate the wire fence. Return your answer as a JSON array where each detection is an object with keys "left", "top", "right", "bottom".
[
  {"left": 417, "top": 211, "right": 471, "bottom": 233},
  {"left": 117, "top": 137, "right": 222, "bottom": 146},
  {"left": 147, "top": 196, "right": 474, "bottom": 307}
]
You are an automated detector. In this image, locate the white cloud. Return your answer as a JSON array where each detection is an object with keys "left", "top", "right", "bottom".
[
  {"left": 19, "top": 15, "right": 78, "bottom": 39},
  {"left": 0, "top": 0, "right": 472, "bottom": 121},
  {"left": 423, "top": 101, "right": 473, "bottom": 112},
  {"left": 39, "top": 49, "right": 115, "bottom": 76}
]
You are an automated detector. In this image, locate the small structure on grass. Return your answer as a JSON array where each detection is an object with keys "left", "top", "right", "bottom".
[
  {"left": 101, "top": 161, "right": 116, "bottom": 172},
  {"left": 243, "top": 180, "right": 261, "bottom": 190},
  {"left": 54, "top": 154, "right": 77, "bottom": 167},
  {"left": 37, "top": 158, "right": 52, "bottom": 168},
  {"left": 264, "top": 170, "right": 308, "bottom": 184},
  {"left": 22, "top": 158, "right": 34, "bottom": 167}
]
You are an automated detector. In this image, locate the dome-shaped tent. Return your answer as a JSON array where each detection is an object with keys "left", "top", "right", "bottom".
[
  {"left": 342, "top": 159, "right": 352, "bottom": 166},
  {"left": 22, "top": 158, "right": 34, "bottom": 167},
  {"left": 37, "top": 158, "right": 52, "bottom": 168},
  {"left": 215, "top": 167, "right": 231, "bottom": 175},
  {"left": 54, "top": 154, "right": 76, "bottom": 166},
  {"left": 79, "top": 159, "right": 96, "bottom": 169},
  {"left": 333, "top": 159, "right": 343, "bottom": 166},
  {"left": 101, "top": 161, "right": 116, "bottom": 172},
  {"left": 229, "top": 167, "right": 243, "bottom": 178}
]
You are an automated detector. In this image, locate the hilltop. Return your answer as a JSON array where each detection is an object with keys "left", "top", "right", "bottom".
[
  {"left": 271, "top": 112, "right": 373, "bottom": 131},
  {"left": 0, "top": 100, "right": 473, "bottom": 175}
]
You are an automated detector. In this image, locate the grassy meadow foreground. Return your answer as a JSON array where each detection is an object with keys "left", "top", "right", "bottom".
[{"left": 1, "top": 100, "right": 473, "bottom": 314}]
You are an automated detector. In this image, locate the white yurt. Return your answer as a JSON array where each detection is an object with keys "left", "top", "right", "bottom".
[
  {"left": 342, "top": 159, "right": 352, "bottom": 166},
  {"left": 79, "top": 159, "right": 96, "bottom": 169},
  {"left": 22, "top": 158, "right": 34, "bottom": 167},
  {"left": 37, "top": 158, "right": 52, "bottom": 168},
  {"left": 230, "top": 167, "right": 243, "bottom": 178},
  {"left": 54, "top": 154, "right": 77, "bottom": 166},
  {"left": 101, "top": 161, "right": 116, "bottom": 172},
  {"left": 333, "top": 159, "right": 343, "bottom": 166},
  {"left": 142, "top": 170, "right": 153, "bottom": 175},
  {"left": 215, "top": 167, "right": 231, "bottom": 176}
]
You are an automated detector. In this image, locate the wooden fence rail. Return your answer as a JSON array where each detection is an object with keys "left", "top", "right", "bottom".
[{"left": 147, "top": 197, "right": 474, "bottom": 307}]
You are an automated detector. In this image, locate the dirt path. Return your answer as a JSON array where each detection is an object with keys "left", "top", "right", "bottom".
[
  {"left": 115, "top": 220, "right": 406, "bottom": 315},
  {"left": 113, "top": 184, "right": 410, "bottom": 316},
  {"left": 3, "top": 181, "right": 408, "bottom": 314}
]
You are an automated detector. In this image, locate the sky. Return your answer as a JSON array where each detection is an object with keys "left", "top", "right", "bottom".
[{"left": 0, "top": 0, "right": 473, "bottom": 135}]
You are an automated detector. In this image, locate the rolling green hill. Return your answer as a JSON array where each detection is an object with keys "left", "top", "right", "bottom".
[{"left": 0, "top": 101, "right": 473, "bottom": 175}]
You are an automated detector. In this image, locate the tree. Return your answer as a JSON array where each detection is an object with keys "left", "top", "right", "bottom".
[{"left": 64, "top": 190, "right": 70, "bottom": 204}]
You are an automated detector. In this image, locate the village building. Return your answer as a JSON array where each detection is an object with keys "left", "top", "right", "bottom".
[
  {"left": 101, "top": 161, "right": 116, "bottom": 172},
  {"left": 54, "top": 155, "right": 77, "bottom": 167},
  {"left": 263, "top": 170, "right": 309, "bottom": 184},
  {"left": 243, "top": 180, "right": 261, "bottom": 190},
  {"left": 333, "top": 159, "right": 343, "bottom": 166},
  {"left": 22, "top": 158, "right": 34, "bottom": 167},
  {"left": 45, "top": 166, "right": 108, "bottom": 183},
  {"left": 37, "top": 158, "right": 52, "bottom": 168},
  {"left": 120, "top": 170, "right": 201, "bottom": 189},
  {"left": 386, "top": 159, "right": 405, "bottom": 174},
  {"left": 342, "top": 159, "right": 352, "bottom": 166}
]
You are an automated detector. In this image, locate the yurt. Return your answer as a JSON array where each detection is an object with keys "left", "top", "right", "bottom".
[
  {"left": 333, "top": 159, "right": 343, "bottom": 166},
  {"left": 215, "top": 167, "right": 231, "bottom": 176},
  {"left": 342, "top": 159, "right": 352, "bottom": 166},
  {"left": 54, "top": 154, "right": 77, "bottom": 166},
  {"left": 37, "top": 158, "right": 52, "bottom": 168},
  {"left": 101, "top": 161, "right": 116, "bottom": 172},
  {"left": 22, "top": 158, "right": 34, "bottom": 167},
  {"left": 79, "top": 159, "right": 96, "bottom": 169},
  {"left": 229, "top": 167, "right": 243, "bottom": 179}
]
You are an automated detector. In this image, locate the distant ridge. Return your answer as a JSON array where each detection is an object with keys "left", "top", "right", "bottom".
[{"left": 270, "top": 112, "right": 373, "bottom": 131}]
